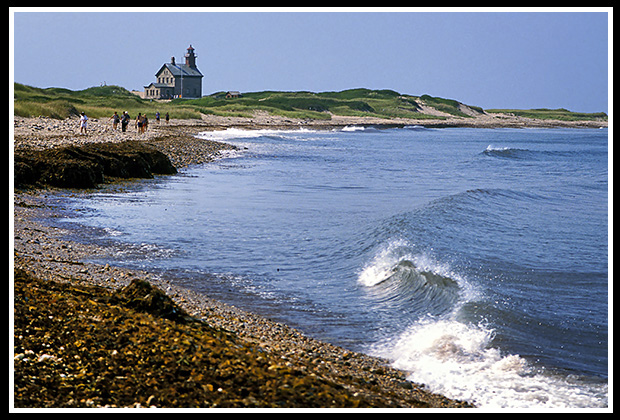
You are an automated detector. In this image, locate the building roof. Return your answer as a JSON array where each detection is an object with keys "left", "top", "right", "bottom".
[
  {"left": 144, "top": 82, "right": 173, "bottom": 89},
  {"left": 156, "top": 62, "right": 203, "bottom": 78}
]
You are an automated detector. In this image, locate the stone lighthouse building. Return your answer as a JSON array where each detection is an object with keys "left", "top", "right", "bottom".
[{"left": 143, "top": 45, "right": 203, "bottom": 99}]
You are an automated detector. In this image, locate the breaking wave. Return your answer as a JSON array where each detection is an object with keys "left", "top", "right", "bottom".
[
  {"left": 370, "top": 317, "right": 608, "bottom": 409},
  {"left": 358, "top": 238, "right": 608, "bottom": 408},
  {"left": 481, "top": 145, "right": 538, "bottom": 159},
  {"left": 196, "top": 127, "right": 319, "bottom": 142},
  {"left": 358, "top": 239, "right": 468, "bottom": 317}
]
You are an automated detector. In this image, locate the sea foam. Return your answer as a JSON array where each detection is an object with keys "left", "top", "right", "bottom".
[
  {"left": 359, "top": 239, "right": 608, "bottom": 409},
  {"left": 371, "top": 317, "right": 608, "bottom": 409}
]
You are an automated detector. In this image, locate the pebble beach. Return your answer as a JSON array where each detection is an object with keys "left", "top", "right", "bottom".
[
  {"left": 13, "top": 111, "right": 607, "bottom": 409},
  {"left": 12, "top": 114, "right": 476, "bottom": 409}
]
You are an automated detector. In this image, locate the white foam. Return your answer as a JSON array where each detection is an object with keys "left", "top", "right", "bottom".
[
  {"left": 485, "top": 144, "right": 508, "bottom": 152},
  {"left": 357, "top": 239, "right": 409, "bottom": 287},
  {"left": 103, "top": 227, "right": 124, "bottom": 237},
  {"left": 195, "top": 127, "right": 319, "bottom": 142},
  {"left": 404, "top": 125, "right": 428, "bottom": 130},
  {"left": 360, "top": 240, "right": 608, "bottom": 409},
  {"left": 341, "top": 125, "right": 366, "bottom": 132},
  {"left": 372, "top": 318, "right": 608, "bottom": 409},
  {"left": 357, "top": 239, "right": 477, "bottom": 300},
  {"left": 195, "top": 128, "right": 269, "bottom": 141}
]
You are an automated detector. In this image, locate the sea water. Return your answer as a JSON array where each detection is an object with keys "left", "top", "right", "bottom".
[{"left": 60, "top": 126, "right": 609, "bottom": 409}]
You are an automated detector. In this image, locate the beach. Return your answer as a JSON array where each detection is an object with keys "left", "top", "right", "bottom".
[
  {"left": 13, "top": 107, "right": 608, "bottom": 152},
  {"left": 11, "top": 111, "right": 608, "bottom": 409},
  {"left": 12, "top": 114, "right": 478, "bottom": 409}
]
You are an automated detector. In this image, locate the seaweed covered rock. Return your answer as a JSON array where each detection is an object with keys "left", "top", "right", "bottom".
[
  {"left": 13, "top": 260, "right": 473, "bottom": 408},
  {"left": 116, "top": 279, "right": 190, "bottom": 323},
  {"left": 14, "top": 141, "right": 177, "bottom": 188},
  {"left": 12, "top": 269, "right": 392, "bottom": 408}
]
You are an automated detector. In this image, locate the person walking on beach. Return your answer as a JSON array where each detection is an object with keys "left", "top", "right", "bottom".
[
  {"left": 110, "top": 111, "right": 120, "bottom": 130},
  {"left": 79, "top": 112, "right": 88, "bottom": 135},
  {"left": 121, "top": 111, "right": 130, "bottom": 132},
  {"left": 135, "top": 113, "right": 144, "bottom": 134},
  {"left": 143, "top": 114, "right": 149, "bottom": 132},
  {"left": 155, "top": 111, "right": 160, "bottom": 124},
  {"left": 165, "top": 112, "right": 170, "bottom": 124}
]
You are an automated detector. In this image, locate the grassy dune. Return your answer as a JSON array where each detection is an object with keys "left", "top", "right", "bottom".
[{"left": 13, "top": 82, "right": 607, "bottom": 123}]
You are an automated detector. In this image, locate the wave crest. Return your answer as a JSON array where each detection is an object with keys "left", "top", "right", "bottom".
[
  {"left": 358, "top": 240, "right": 466, "bottom": 317},
  {"left": 482, "top": 145, "right": 535, "bottom": 159}
]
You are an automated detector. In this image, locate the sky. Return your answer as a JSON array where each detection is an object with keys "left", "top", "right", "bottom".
[{"left": 11, "top": 8, "right": 611, "bottom": 113}]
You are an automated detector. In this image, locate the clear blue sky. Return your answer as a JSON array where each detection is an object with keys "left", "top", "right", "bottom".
[{"left": 11, "top": 8, "right": 610, "bottom": 113}]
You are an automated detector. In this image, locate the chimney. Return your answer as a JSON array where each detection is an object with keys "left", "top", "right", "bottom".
[{"left": 171, "top": 56, "right": 176, "bottom": 65}]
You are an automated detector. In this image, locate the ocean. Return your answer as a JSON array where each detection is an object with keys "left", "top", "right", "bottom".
[{"left": 59, "top": 126, "right": 609, "bottom": 409}]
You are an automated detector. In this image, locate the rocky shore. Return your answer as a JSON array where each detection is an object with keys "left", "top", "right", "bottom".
[
  {"left": 13, "top": 194, "right": 471, "bottom": 409},
  {"left": 12, "top": 115, "right": 475, "bottom": 409}
]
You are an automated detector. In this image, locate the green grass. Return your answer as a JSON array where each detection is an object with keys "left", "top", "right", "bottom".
[
  {"left": 14, "top": 82, "right": 607, "bottom": 123},
  {"left": 13, "top": 83, "right": 439, "bottom": 121},
  {"left": 486, "top": 108, "right": 608, "bottom": 122},
  {"left": 13, "top": 83, "right": 201, "bottom": 120},
  {"left": 186, "top": 88, "right": 445, "bottom": 120}
]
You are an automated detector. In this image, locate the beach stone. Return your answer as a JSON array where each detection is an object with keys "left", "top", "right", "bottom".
[
  {"left": 116, "top": 279, "right": 190, "bottom": 323},
  {"left": 12, "top": 115, "right": 478, "bottom": 408},
  {"left": 14, "top": 141, "right": 177, "bottom": 188}
]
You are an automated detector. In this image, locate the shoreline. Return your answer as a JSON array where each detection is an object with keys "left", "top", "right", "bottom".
[
  {"left": 12, "top": 115, "right": 477, "bottom": 408},
  {"left": 11, "top": 113, "right": 606, "bottom": 408},
  {"left": 13, "top": 191, "right": 470, "bottom": 408},
  {"left": 13, "top": 109, "right": 608, "bottom": 150}
]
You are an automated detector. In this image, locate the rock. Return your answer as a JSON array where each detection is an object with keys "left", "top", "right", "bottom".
[
  {"left": 116, "top": 279, "right": 190, "bottom": 323},
  {"left": 14, "top": 141, "right": 177, "bottom": 188}
]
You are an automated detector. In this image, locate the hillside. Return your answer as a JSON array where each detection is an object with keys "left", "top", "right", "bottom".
[
  {"left": 13, "top": 83, "right": 607, "bottom": 125},
  {"left": 13, "top": 83, "right": 201, "bottom": 120},
  {"left": 484, "top": 107, "right": 609, "bottom": 122},
  {"left": 185, "top": 89, "right": 479, "bottom": 121}
]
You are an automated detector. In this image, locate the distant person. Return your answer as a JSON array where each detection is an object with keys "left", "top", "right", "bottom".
[
  {"left": 143, "top": 114, "right": 149, "bottom": 132},
  {"left": 135, "top": 113, "right": 144, "bottom": 134},
  {"left": 110, "top": 111, "right": 120, "bottom": 130},
  {"left": 121, "top": 111, "right": 130, "bottom": 132},
  {"left": 165, "top": 112, "right": 170, "bottom": 124},
  {"left": 155, "top": 111, "right": 160, "bottom": 124},
  {"left": 79, "top": 112, "right": 88, "bottom": 135}
]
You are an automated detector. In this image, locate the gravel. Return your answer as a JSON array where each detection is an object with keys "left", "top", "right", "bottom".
[{"left": 12, "top": 116, "right": 473, "bottom": 409}]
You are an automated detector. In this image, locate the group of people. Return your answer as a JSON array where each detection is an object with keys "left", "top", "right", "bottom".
[
  {"left": 78, "top": 111, "right": 170, "bottom": 135},
  {"left": 108, "top": 111, "right": 170, "bottom": 133}
]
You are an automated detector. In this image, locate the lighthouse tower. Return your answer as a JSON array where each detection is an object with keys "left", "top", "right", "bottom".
[
  {"left": 144, "top": 44, "right": 203, "bottom": 99},
  {"left": 185, "top": 44, "right": 197, "bottom": 68}
]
